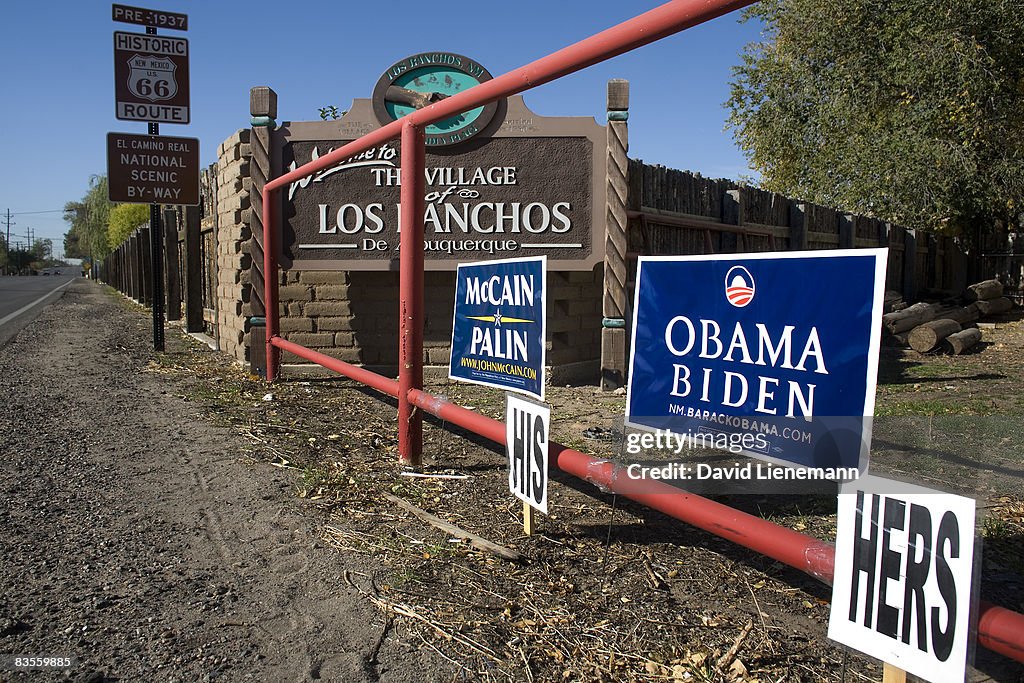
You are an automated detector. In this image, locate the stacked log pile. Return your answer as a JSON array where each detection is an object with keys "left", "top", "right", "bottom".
[{"left": 881, "top": 279, "right": 1013, "bottom": 354}]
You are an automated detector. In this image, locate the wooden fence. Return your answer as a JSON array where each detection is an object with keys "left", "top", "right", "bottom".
[
  {"left": 625, "top": 160, "right": 970, "bottom": 301},
  {"left": 976, "top": 228, "right": 1024, "bottom": 304},
  {"left": 99, "top": 164, "right": 219, "bottom": 342}
]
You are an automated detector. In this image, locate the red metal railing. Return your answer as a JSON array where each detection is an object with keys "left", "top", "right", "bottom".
[{"left": 259, "top": 0, "right": 1024, "bottom": 665}]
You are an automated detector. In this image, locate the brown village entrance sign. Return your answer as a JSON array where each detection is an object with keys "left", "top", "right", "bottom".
[{"left": 272, "top": 52, "right": 606, "bottom": 271}]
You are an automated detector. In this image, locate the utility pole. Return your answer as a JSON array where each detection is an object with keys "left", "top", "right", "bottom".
[{"left": 2, "top": 209, "right": 12, "bottom": 275}]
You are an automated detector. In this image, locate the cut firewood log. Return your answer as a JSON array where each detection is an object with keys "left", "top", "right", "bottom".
[
  {"left": 941, "top": 303, "right": 980, "bottom": 325},
  {"left": 943, "top": 328, "right": 983, "bottom": 355},
  {"left": 965, "top": 279, "right": 1004, "bottom": 302},
  {"left": 975, "top": 297, "right": 1013, "bottom": 317},
  {"left": 883, "top": 332, "right": 909, "bottom": 348},
  {"left": 908, "top": 319, "right": 961, "bottom": 353},
  {"left": 883, "top": 302, "right": 940, "bottom": 334},
  {"left": 883, "top": 291, "right": 905, "bottom": 314}
]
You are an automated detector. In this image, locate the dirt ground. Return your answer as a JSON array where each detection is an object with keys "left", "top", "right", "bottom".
[
  {"left": 1, "top": 281, "right": 1021, "bottom": 682},
  {"left": 0, "top": 282, "right": 451, "bottom": 682}
]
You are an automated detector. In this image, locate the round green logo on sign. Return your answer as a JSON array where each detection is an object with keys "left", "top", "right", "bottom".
[{"left": 372, "top": 53, "right": 501, "bottom": 148}]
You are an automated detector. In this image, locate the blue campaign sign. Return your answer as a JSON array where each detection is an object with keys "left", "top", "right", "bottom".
[
  {"left": 450, "top": 256, "right": 546, "bottom": 400},
  {"left": 626, "top": 249, "right": 887, "bottom": 472}
]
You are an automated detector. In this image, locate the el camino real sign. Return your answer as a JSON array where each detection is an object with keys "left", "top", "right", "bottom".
[{"left": 626, "top": 250, "right": 887, "bottom": 473}]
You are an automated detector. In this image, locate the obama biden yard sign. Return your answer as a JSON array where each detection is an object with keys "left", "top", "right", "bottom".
[{"left": 626, "top": 250, "right": 887, "bottom": 473}]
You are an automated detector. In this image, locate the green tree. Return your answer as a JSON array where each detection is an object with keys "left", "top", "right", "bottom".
[
  {"left": 726, "top": 0, "right": 1024, "bottom": 236},
  {"left": 8, "top": 247, "right": 34, "bottom": 274},
  {"left": 107, "top": 204, "right": 151, "bottom": 249},
  {"left": 31, "top": 238, "right": 52, "bottom": 264},
  {"left": 62, "top": 211, "right": 84, "bottom": 258},
  {"left": 63, "top": 175, "right": 113, "bottom": 259}
]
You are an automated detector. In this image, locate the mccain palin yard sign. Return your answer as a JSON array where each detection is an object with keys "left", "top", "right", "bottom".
[
  {"left": 626, "top": 249, "right": 887, "bottom": 473},
  {"left": 450, "top": 256, "right": 546, "bottom": 400}
]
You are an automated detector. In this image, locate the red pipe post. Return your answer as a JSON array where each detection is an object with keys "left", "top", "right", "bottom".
[
  {"left": 398, "top": 123, "right": 426, "bottom": 467},
  {"left": 259, "top": 0, "right": 762, "bottom": 383},
  {"left": 273, "top": 337, "right": 399, "bottom": 396},
  {"left": 978, "top": 601, "right": 1024, "bottom": 664}
]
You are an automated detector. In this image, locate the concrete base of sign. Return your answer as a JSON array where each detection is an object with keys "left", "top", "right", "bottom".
[
  {"left": 548, "top": 360, "right": 600, "bottom": 386},
  {"left": 185, "top": 330, "right": 219, "bottom": 352}
]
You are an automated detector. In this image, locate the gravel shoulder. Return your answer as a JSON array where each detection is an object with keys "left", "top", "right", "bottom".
[{"left": 0, "top": 281, "right": 451, "bottom": 682}]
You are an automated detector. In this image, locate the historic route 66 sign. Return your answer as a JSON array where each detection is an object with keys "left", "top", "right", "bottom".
[
  {"left": 114, "top": 31, "right": 190, "bottom": 124},
  {"left": 126, "top": 54, "right": 178, "bottom": 101}
]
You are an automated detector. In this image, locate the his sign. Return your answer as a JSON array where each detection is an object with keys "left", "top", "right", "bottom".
[
  {"left": 505, "top": 394, "right": 549, "bottom": 514},
  {"left": 829, "top": 475, "right": 977, "bottom": 682},
  {"left": 113, "top": 30, "right": 190, "bottom": 123},
  {"left": 107, "top": 132, "right": 199, "bottom": 205},
  {"left": 626, "top": 250, "right": 887, "bottom": 472},
  {"left": 450, "top": 256, "right": 546, "bottom": 400}
]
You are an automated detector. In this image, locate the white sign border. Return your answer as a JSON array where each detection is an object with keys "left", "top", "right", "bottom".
[{"left": 828, "top": 474, "right": 978, "bottom": 682}]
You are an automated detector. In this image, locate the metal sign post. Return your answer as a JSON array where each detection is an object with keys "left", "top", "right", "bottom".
[
  {"left": 145, "top": 23, "right": 164, "bottom": 351},
  {"left": 148, "top": 109, "right": 164, "bottom": 349},
  {"left": 111, "top": 4, "right": 190, "bottom": 352}
]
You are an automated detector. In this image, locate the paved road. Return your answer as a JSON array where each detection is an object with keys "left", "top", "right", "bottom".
[{"left": 0, "top": 275, "right": 77, "bottom": 347}]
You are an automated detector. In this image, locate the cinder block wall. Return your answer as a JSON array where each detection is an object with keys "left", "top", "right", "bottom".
[
  {"left": 214, "top": 130, "right": 252, "bottom": 364},
  {"left": 546, "top": 270, "right": 603, "bottom": 375},
  {"left": 275, "top": 268, "right": 604, "bottom": 381}
]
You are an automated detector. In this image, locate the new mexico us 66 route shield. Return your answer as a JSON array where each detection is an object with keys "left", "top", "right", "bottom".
[{"left": 113, "top": 31, "right": 190, "bottom": 124}]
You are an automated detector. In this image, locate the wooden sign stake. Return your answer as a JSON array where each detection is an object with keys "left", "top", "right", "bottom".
[
  {"left": 882, "top": 662, "right": 907, "bottom": 683},
  {"left": 523, "top": 501, "right": 535, "bottom": 535}
]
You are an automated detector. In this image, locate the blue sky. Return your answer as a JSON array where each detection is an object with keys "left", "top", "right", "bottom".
[{"left": 0, "top": 1, "right": 764, "bottom": 258}]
